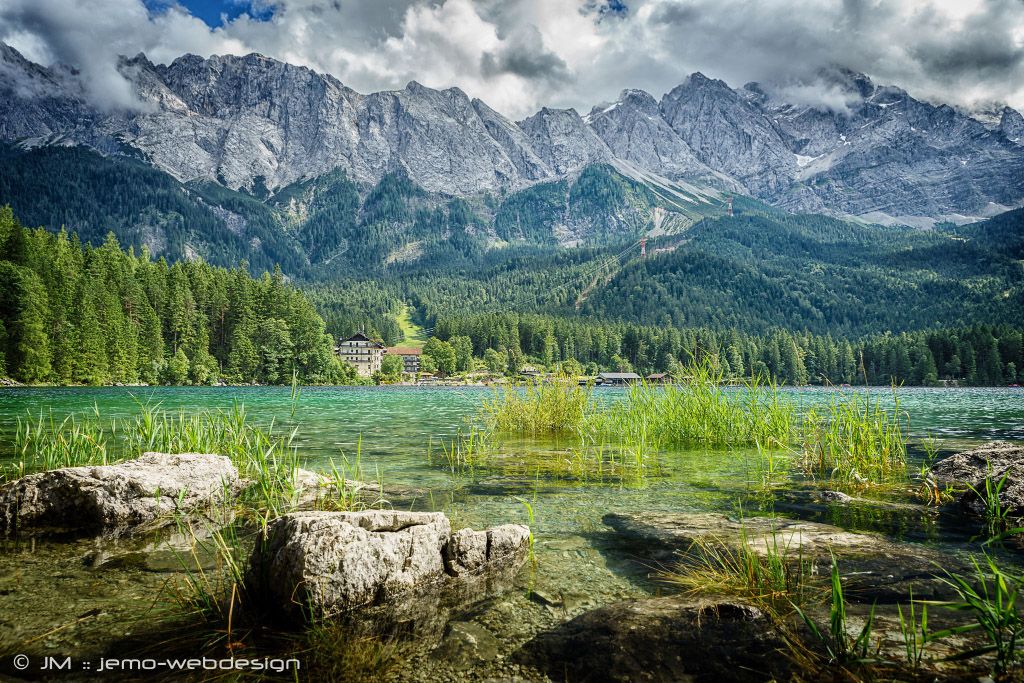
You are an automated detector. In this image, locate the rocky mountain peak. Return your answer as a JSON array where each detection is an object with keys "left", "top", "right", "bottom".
[
  {"left": 1000, "top": 107, "right": 1024, "bottom": 144},
  {"left": 0, "top": 42, "right": 1021, "bottom": 224},
  {"left": 814, "top": 66, "right": 875, "bottom": 99},
  {"left": 519, "top": 107, "right": 612, "bottom": 175}
]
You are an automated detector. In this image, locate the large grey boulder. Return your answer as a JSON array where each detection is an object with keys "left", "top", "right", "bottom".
[
  {"left": 0, "top": 453, "right": 240, "bottom": 536},
  {"left": 517, "top": 595, "right": 789, "bottom": 683},
  {"left": 247, "top": 510, "right": 530, "bottom": 622},
  {"left": 930, "top": 441, "right": 1024, "bottom": 518}
]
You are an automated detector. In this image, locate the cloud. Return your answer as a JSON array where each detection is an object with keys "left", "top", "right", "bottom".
[
  {"left": 0, "top": 0, "right": 1022, "bottom": 118},
  {"left": 480, "top": 24, "right": 570, "bottom": 83}
]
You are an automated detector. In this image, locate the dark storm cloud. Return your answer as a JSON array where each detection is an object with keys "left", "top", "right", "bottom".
[
  {"left": 911, "top": 1, "right": 1024, "bottom": 81},
  {"left": 597, "top": 0, "right": 1024, "bottom": 113}
]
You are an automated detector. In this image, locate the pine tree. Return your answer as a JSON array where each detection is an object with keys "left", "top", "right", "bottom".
[{"left": 71, "top": 264, "right": 109, "bottom": 385}]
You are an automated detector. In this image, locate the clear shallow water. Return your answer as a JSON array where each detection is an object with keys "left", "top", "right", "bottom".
[{"left": 0, "top": 386, "right": 1021, "bottom": 678}]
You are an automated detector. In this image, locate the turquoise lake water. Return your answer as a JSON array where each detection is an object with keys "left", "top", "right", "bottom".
[{"left": 0, "top": 386, "right": 1021, "bottom": 678}]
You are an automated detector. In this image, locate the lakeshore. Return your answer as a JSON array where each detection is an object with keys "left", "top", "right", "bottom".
[{"left": 0, "top": 385, "right": 1022, "bottom": 680}]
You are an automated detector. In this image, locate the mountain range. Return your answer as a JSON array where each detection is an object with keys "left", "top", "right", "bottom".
[{"left": 1, "top": 42, "right": 1023, "bottom": 273}]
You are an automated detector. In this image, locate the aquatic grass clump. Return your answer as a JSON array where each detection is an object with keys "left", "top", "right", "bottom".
[
  {"left": 480, "top": 377, "right": 594, "bottom": 436},
  {"left": 171, "top": 521, "right": 251, "bottom": 636},
  {"left": 434, "top": 427, "right": 494, "bottom": 476},
  {"left": 931, "top": 554, "right": 1024, "bottom": 675},
  {"left": 4, "top": 408, "right": 110, "bottom": 480},
  {"left": 793, "top": 555, "right": 878, "bottom": 666},
  {"left": 1, "top": 403, "right": 347, "bottom": 517},
  {"left": 665, "top": 525, "right": 816, "bottom": 607},
  {"left": 464, "top": 361, "right": 795, "bottom": 486},
  {"left": 800, "top": 391, "right": 908, "bottom": 487},
  {"left": 897, "top": 588, "right": 929, "bottom": 672},
  {"left": 599, "top": 365, "right": 795, "bottom": 450},
  {"left": 123, "top": 404, "right": 311, "bottom": 516}
]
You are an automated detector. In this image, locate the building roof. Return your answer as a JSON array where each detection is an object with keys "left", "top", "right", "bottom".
[
  {"left": 341, "top": 332, "right": 384, "bottom": 347},
  {"left": 647, "top": 373, "right": 668, "bottom": 379},
  {"left": 386, "top": 347, "right": 423, "bottom": 356},
  {"left": 598, "top": 372, "right": 642, "bottom": 380}
]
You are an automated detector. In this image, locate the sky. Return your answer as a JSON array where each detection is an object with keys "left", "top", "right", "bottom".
[{"left": 1, "top": 0, "right": 1023, "bottom": 119}]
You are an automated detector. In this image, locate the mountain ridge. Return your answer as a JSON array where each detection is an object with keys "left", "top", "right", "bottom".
[{"left": 1, "top": 43, "right": 1023, "bottom": 228}]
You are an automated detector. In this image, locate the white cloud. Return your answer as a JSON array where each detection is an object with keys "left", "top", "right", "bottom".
[{"left": 1, "top": 0, "right": 1022, "bottom": 118}]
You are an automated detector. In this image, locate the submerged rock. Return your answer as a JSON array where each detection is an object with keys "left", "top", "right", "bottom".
[
  {"left": 517, "top": 595, "right": 789, "bottom": 683},
  {"left": 604, "top": 511, "right": 903, "bottom": 559},
  {"left": 247, "top": 510, "right": 530, "bottom": 623},
  {"left": 604, "top": 512, "right": 963, "bottom": 603},
  {"left": 930, "top": 441, "right": 1024, "bottom": 487},
  {"left": 432, "top": 621, "right": 500, "bottom": 670},
  {"left": 0, "top": 453, "right": 240, "bottom": 536},
  {"left": 931, "top": 441, "right": 1024, "bottom": 518},
  {"left": 286, "top": 468, "right": 426, "bottom": 509},
  {"left": 818, "top": 490, "right": 854, "bottom": 503}
]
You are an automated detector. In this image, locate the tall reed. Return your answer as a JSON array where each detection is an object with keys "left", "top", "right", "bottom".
[
  {"left": 596, "top": 364, "right": 794, "bottom": 450},
  {"left": 7, "top": 409, "right": 110, "bottom": 479},
  {"left": 800, "top": 390, "right": 908, "bottom": 486},
  {"left": 2, "top": 403, "right": 324, "bottom": 516},
  {"left": 480, "top": 376, "right": 594, "bottom": 436}
]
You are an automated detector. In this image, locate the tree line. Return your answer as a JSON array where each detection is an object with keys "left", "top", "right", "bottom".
[
  {"left": 430, "top": 312, "right": 1023, "bottom": 386},
  {"left": 0, "top": 207, "right": 354, "bottom": 386}
]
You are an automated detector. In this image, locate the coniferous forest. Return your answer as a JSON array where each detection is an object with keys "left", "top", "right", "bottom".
[
  {"left": 428, "top": 312, "right": 1022, "bottom": 386},
  {"left": 1, "top": 190, "right": 1022, "bottom": 386},
  {"left": 0, "top": 207, "right": 351, "bottom": 386}
]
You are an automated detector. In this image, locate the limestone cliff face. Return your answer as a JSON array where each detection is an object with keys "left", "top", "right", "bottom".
[{"left": 2, "top": 43, "right": 1022, "bottom": 224}]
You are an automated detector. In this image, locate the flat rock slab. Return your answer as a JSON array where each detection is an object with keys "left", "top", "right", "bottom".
[
  {"left": 517, "top": 595, "right": 789, "bottom": 683},
  {"left": 603, "top": 512, "right": 962, "bottom": 603},
  {"left": 604, "top": 512, "right": 910, "bottom": 559},
  {"left": 247, "top": 510, "right": 530, "bottom": 622},
  {"left": 0, "top": 453, "right": 240, "bottom": 536}
]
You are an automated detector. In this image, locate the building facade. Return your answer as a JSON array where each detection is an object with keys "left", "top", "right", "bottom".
[
  {"left": 385, "top": 347, "right": 422, "bottom": 375},
  {"left": 337, "top": 332, "right": 385, "bottom": 377}
]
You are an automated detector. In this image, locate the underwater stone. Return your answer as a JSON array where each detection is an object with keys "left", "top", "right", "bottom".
[
  {"left": 930, "top": 441, "right": 1024, "bottom": 487},
  {"left": 0, "top": 453, "right": 240, "bottom": 536},
  {"left": 433, "top": 621, "right": 500, "bottom": 669},
  {"left": 247, "top": 511, "right": 530, "bottom": 621},
  {"left": 603, "top": 511, "right": 904, "bottom": 559},
  {"left": 932, "top": 441, "right": 1024, "bottom": 518},
  {"left": 518, "top": 595, "right": 789, "bottom": 683},
  {"left": 819, "top": 490, "right": 854, "bottom": 502}
]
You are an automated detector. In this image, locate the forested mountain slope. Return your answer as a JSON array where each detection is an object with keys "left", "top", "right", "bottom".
[
  {"left": 575, "top": 209, "right": 1024, "bottom": 335},
  {"left": 0, "top": 207, "right": 348, "bottom": 385},
  {"left": 330, "top": 207, "right": 1021, "bottom": 341}
]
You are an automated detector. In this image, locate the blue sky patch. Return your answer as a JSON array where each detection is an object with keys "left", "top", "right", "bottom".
[{"left": 144, "top": 0, "right": 275, "bottom": 28}]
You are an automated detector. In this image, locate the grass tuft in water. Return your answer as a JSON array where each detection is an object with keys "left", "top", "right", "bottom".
[
  {"left": 930, "top": 553, "right": 1024, "bottom": 675},
  {"left": 897, "top": 587, "right": 929, "bottom": 672},
  {"left": 793, "top": 554, "right": 877, "bottom": 666},
  {"left": 665, "top": 524, "right": 815, "bottom": 608},
  {"left": 799, "top": 390, "right": 908, "bottom": 488},
  {"left": 598, "top": 364, "right": 795, "bottom": 450},
  {"left": 1, "top": 402, "right": 374, "bottom": 518},
  {"left": 7, "top": 409, "right": 110, "bottom": 478},
  {"left": 480, "top": 376, "right": 594, "bottom": 436}
]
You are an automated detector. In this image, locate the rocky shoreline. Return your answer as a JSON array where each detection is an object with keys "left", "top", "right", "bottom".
[{"left": 1, "top": 442, "right": 1023, "bottom": 681}]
